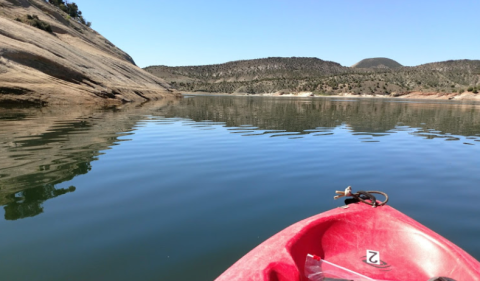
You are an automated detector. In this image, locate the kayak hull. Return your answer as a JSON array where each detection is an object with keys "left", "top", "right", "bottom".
[{"left": 215, "top": 203, "right": 480, "bottom": 281}]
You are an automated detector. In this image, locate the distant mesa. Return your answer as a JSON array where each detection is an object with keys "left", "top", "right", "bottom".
[
  {"left": 145, "top": 56, "right": 480, "bottom": 97},
  {"left": 352, "top": 58, "right": 403, "bottom": 69}
]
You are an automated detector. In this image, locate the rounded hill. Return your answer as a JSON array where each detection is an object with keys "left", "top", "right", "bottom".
[{"left": 352, "top": 58, "right": 403, "bottom": 69}]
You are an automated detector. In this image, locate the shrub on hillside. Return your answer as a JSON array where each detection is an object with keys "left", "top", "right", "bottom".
[
  {"left": 45, "top": 0, "right": 91, "bottom": 26},
  {"left": 16, "top": 14, "right": 52, "bottom": 32}
]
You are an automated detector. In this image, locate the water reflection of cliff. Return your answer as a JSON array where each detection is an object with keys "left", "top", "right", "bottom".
[
  {"left": 2, "top": 96, "right": 479, "bottom": 220},
  {"left": 0, "top": 99, "right": 179, "bottom": 220},
  {"left": 164, "top": 96, "right": 480, "bottom": 137}
]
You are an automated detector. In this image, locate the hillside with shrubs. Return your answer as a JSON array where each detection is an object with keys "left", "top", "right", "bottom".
[{"left": 145, "top": 57, "right": 480, "bottom": 96}]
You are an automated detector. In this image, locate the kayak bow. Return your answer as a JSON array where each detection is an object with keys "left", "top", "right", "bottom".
[{"left": 216, "top": 189, "right": 480, "bottom": 281}]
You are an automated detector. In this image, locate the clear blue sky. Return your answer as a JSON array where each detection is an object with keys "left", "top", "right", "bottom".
[{"left": 77, "top": 0, "right": 480, "bottom": 68}]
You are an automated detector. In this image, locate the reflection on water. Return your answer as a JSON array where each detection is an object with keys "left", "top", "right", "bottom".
[
  {"left": 1, "top": 96, "right": 480, "bottom": 281},
  {"left": 163, "top": 96, "right": 480, "bottom": 140},
  {"left": 0, "top": 100, "right": 178, "bottom": 220},
  {"left": 1, "top": 97, "right": 480, "bottom": 220},
  {"left": 4, "top": 184, "right": 76, "bottom": 220},
  {"left": 1, "top": 96, "right": 479, "bottom": 220}
]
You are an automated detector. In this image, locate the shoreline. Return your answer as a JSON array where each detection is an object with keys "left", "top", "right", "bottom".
[{"left": 181, "top": 91, "right": 480, "bottom": 101}]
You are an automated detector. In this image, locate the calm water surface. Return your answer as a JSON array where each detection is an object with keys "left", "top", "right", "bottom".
[{"left": 0, "top": 96, "right": 479, "bottom": 280}]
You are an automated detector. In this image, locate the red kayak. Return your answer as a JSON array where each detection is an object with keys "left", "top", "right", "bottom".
[{"left": 215, "top": 190, "right": 480, "bottom": 281}]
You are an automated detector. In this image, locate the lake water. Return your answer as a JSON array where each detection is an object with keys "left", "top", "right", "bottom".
[{"left": 0, "top": 95, "right": 479, "bottom": 280}]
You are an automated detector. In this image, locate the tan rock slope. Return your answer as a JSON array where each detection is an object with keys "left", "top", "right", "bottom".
[{"left": 0, "top": 0, "right": 180, "bottom": 105}]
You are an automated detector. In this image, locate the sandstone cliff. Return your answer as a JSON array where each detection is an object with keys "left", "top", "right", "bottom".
[{"left": 0, "top": 0, "right": 180, "bottom": 105}]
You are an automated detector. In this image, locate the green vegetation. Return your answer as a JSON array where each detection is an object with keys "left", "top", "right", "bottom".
[
  {"left": 15, "top": 14, "right": 52, "bottom": 32},
  {"left": 44, "top": 0, "right": 91, "bottom": 26},
  {"left": 467, "top": 86, "right": 479, "bottom": 93}
]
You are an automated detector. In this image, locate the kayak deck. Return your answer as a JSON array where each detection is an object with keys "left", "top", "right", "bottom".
[{"left": 216, "top": 202, "right": 480, "bottom": 281}]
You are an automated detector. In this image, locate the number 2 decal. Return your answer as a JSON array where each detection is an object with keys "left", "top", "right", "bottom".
[{"left": 366, "top": 250, "right": 380, "bottom": 265}]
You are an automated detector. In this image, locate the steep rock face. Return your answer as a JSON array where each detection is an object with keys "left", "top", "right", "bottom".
[
  {"left": 352, "top": 57, "right": 402, "bottom": 69},
  {"left": 0, "top": 0, "right": 180, "bottom": 105}
]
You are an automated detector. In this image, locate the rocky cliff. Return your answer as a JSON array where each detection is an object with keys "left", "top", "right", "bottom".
[{"left": 0, "top": 0, "right": 180, "bottom": 105}]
